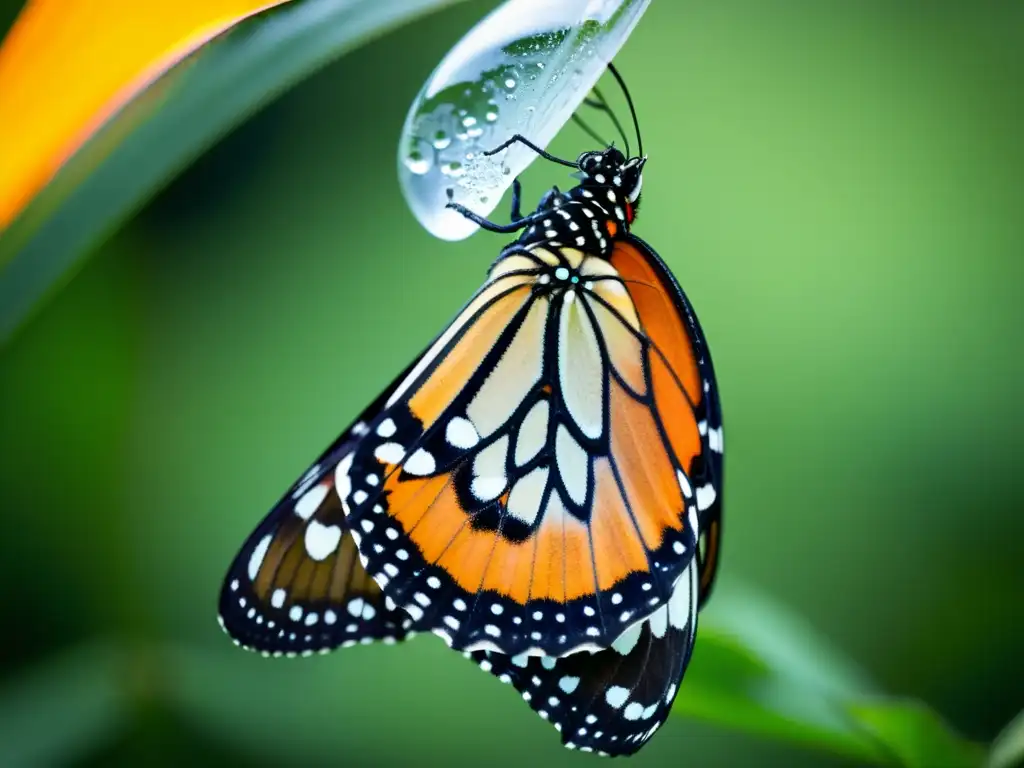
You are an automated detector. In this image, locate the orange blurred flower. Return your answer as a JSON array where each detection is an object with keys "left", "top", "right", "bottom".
[{"left": 0, "top": 0, "right": 292, "bottom": 231}]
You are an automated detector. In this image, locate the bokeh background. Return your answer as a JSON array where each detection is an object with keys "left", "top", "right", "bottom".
[{"left": 1, "top": 1, "right": 1022, "bottom": 766}]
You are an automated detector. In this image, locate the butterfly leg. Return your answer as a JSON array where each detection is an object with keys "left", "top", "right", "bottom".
[
  {"left": 444, "top": 188, "right": 548, "bottom": 233},
  {"left": 482, "top": 134, "right": 578, "bottom": 169},
  {"left": 510, "top": 178, "right": 523, "bottom": 221},
  {"left": 446, "top": 188, "right": 541, "bottom": 233}
]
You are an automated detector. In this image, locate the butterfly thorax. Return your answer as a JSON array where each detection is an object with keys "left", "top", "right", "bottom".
[{"left": 513, "top": 147, "right": 646, "bottom": 259}]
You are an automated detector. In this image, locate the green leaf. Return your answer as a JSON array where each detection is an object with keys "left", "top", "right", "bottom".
[
  {"left": 0, "top": 642, "right": 129, "bottom": 767},
  {"left": 0, "top": 0, "right": 468, "bottom": 345},
  {"left": 989, "top": 709, "right": 1024, "bottom": 768},
  {"left": 849, "top": 699, "right": 985, "bottom": 768},
  {"left": 676, "top": 582, "right": 983, "bottom": 767}
]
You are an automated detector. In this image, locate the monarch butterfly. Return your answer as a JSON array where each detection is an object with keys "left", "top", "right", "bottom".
[{"left": 219, "top": 64, "right": 723, "bottom": 756}]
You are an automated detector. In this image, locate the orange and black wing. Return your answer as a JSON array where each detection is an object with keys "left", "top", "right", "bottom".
[
  {"left": 336, "top": 243, "right": 719, "bottom": 656},
  {"left": 471, "top": 551, "right": 699, "bottom": 756},
  {"left": 218, "top": 367, "right": 419, "bottom": 656},
  {"left": 610, "top": 235, "right": 724, "bottom": 606}
]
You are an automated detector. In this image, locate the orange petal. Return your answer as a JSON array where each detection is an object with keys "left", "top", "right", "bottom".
[{"left": 0, "top": 0, "right": 293, "bottom": 230}]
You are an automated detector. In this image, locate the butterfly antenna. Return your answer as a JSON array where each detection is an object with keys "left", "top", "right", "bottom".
[
  {"left": 571, "top": 112, "right": 609, "bottom": 150},
  {"left": 607, "top": 62, "right": 643, "bottom": 157},
  {"left": 589, "top": 85, "right": 631, "bottom": 157}
]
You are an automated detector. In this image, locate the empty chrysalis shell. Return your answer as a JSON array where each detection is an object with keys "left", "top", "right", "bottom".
[{"left": 398, "top": 0, "right": 650, "bottom": 241}]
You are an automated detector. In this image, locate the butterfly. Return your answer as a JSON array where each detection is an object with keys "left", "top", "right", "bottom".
[{"left": 219, "top": 63, "right": 723, "bottom": 755}]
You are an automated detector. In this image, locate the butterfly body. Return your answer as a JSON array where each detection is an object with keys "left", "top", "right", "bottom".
[
  {"left": 220, "top": 104, "right": 723, "bottom": 757},
  {"left": 507, "top": 147, "right": 644, "bottom": 257}
]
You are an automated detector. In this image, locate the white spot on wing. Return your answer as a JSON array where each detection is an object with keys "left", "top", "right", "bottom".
[
  {"left": 555, "top": 424, "right": 589, "bottom": 505},
  {"left": 558, "top": 676, "right": 580, "bottom": 693},
  {"left": 472, "top": 435, "right": 508, "bottom": 500},
  {"left": 375, "top": 442, "right": 405, "bottom": 465},
  {"left": 623, "top": 702, "right": 644, "bottom": 721},
  {"left": 248, "top": 535, "right": 272, "bottom": 580},
  {"left": 514, "top": 400, "right": 548, "bottom": 466},
  {"left": 304, "top": 521, "right": 341, "bottom": 561},
  {"left": 648, "top": 605, "right": 668, "bottom": 639},
  {"left": 558, "top": 291, "right": 603, "bottom": 438},
  {"left": 605, "top": 685, "right": 629, "bottom": 709},
  {"left": 472, "top": 476, "right": 506, "bottom": 502},
  {"left": 506, "top": 466, "right": 548, "bottom": 526},
  {"left": 335, "top": 452, "right": 354, "bottom": 510},
  {"left": 404, "top": 448, "right": 436, "bottom": 476},
  {"left": 669, "top": 562, "right": 697, "bottom": 631},
  {"left": 446, "top": 417, "right": 479, "bottom": 448},
  {"left": 346, "top": 598, "right": 365, "bottom": 618},
  {"left": 696, "top": 483, "right": 717, "bottom": 512},
  {"left": 677, "top": 469, "right": 693, "bottom": 499},
  {"left": 294, "top": 483, "right": 328, "bottom": 520},
  {"left": 611, "top": 622, "right": 642, "bottom": 655}
]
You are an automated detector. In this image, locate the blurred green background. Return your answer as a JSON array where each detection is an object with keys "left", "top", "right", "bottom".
[{"left": 1, "top": 0, "right": 1022, "bottom": 766}]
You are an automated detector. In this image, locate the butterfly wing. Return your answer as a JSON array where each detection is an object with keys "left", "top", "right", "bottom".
[
  {"left": 219, "top": 233, "right": 720, "bottom": 755},
  {"left": 472, "top": 552, "right": 699, "bottom": 756},
  {"left": 610, "top": 235, "right": 724, "bottom": 606},
  {"left": 218, "top": 365, "right": 420, "bottom": 656},
  {"left": 334, "top": 243, "right": 718, "bottom": 656}
]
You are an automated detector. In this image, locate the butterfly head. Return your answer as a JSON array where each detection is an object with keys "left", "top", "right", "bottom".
[{"left": 576, "top": 147, "right": 647, "bottom": 206}]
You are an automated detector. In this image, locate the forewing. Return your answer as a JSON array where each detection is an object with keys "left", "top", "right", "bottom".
[{"left": 338, "top": 245, "right": 709, "bottom": 657}]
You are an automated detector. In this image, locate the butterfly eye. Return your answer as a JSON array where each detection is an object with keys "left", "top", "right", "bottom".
[
  {"left": 577, "top": 151, "right": 599, "bottom": 172},
  {"left": 605, "top": 146, "right": 626, "bottom": 165}
]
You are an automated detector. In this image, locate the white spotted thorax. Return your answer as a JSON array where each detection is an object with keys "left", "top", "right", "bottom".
[
  {"left": 398, "top": 0, "right": 651, "bottom": 241},
  {"left": 512, "top": 146, "right": 646, "bottom": 257}
]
